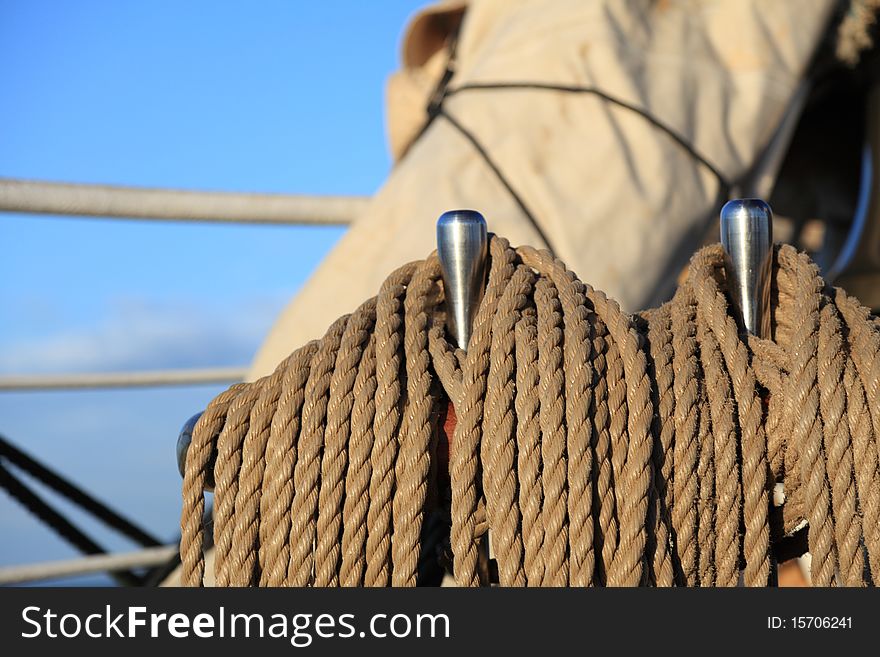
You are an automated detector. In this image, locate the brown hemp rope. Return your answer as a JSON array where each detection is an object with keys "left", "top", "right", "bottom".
[{"left": 180, "top": 237, "right": 880, "bottom": 587}]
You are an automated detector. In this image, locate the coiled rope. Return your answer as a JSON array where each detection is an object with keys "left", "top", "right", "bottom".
[
  {"left": 837, "top": 0, "right": 880, "bottom": 65},
  {"left": 180, "top": 237, "right": 880, "bottom": 587}
]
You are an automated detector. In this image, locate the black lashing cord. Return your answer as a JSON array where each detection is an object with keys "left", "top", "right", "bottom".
[
  {"left": 421, "top": 29, "right": 733, "bottom": 258},
  {"left": 0, "top": 461, "right": 144, "bottom": 587},
  {"left": 0, "top": 433, "right": 169, "bottom": 586},
  {"left": 0, "top": 434, "right": 161, "bottom": 547}
]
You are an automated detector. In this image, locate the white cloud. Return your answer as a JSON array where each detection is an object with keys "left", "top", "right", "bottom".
[{"left": 0, "top": 295, "right": 288, "bottom": 374}]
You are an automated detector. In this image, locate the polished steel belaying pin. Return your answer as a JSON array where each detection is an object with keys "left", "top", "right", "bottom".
[
  {"left": 437, "top": 209, "right": 492, "bottom": 581},
  {"left": 437, "top": 210, "right": 489, "bottom": 351},
  {"left": 720, "top": 199, "right": 774, "bottom": 339},
  {"left": 721, "top": 199, "right": 779, "bottom": 586},
  {"left": 176, "top": 411, "right": 215, "bottom": 490},
  {"left": 176, "top": 411, "right": 202, "bottom": 477}
]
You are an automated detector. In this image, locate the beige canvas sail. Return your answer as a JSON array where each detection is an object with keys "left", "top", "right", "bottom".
[{"left": 248, "top": 0, "right": 837, "bottom": 381}]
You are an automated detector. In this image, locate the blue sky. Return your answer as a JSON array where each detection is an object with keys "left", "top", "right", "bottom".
[{"left": 0, "top": 0, "right": 423, "bottom": 583}]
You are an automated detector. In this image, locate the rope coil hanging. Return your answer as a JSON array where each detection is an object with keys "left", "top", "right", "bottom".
[{"left": 180, "top": 236, "right": 880, "bottom": 587}]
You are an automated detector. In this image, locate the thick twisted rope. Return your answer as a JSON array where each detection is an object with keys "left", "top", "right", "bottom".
[{"left": 181, "top": 237, "right": 880, "bottom": 587}]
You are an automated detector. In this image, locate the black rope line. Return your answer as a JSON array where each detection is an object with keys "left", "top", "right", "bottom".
[
  {"left": 445, "top": 82, "right": 732, "bottom": 194},
  {"left": 424, "top": 77, "right": 735, "bottom": 259},
  {"left": 0, "top": 461, "right": 144, "bottom": 586},
  {"left": 435, "top": 106, "right": 556, "bottom": 254},
  {"left": 0, "top": 434, "right": 161, "bottom": 547}
]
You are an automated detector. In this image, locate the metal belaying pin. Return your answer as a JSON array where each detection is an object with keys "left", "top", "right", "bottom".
[
  {"left": 720, "top": 198, "right": 779, "bottom": 585},
  {"left": 720, "top": 199, "right": 773, "bottom": 340},
  {"left": 176, "top": 411, "right": 215, "bottom": 491},
  {"left": 436, "top": 209, "right": 489, "bottom": 351},
  {"left": 436, "top": 209, "right": 491, "bottom": 584}
]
